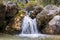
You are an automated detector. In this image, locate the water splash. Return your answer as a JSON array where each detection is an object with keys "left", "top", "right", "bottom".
[{"left": 21, "top": 15, "right": 38, "bottom": 34}]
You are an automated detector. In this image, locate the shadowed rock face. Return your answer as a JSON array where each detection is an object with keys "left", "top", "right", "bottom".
[
  {"left": 36, "top": 5, "right": 60, "bottom": 32},
  {"left": 42, "top": 15, "right": 60, "bottom": 35},
  {"left": 0, "top": 4, "right": 6, "bottom": 32}
]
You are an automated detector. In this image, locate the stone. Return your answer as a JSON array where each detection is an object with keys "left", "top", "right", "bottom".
[
  {"left": 44, "top": 5, "right": 59, "bottom": 10},
  {"left": 36, "top": 5, "right": 60, "bottom": 32},
  {"left": 0, "top": 3, "right": 6, "bottom": 32},
  {"left": 29, "top": 6, "right": 43, "bottom": 19},
  {"left": 3, "top": 1, "right": 18, "bottom": 25},
  {"left": 42, "top": 15, "right": 60, "bottom": 35},
  {"left": 5, "top": 10, "right": 26, "bottom": 34}
]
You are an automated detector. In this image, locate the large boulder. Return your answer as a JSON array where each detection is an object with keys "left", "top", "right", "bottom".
[
  {"left": 5, "top": 10, "right": 26, "bottom": 34},
  {"left": 36, "top": 5, "right": 60, "bottom": 32},
  {"left": 42, "top": 15, "right": 60, "bottom": 35},
  {"left": 3, "top": 1, "right": 18, "bottom": 17}
]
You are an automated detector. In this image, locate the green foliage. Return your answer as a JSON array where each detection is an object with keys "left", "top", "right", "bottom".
[
  {"left": 38, "top": 0, "right": 50, "bottom": 6},
  {"left": 24, "top": 1, "right": 37, "bottom": 9},
  {"left": 17, "top": 2, "right": 24, "bottom": 8},
  {"left": 10, "top": 0, "right": 17, "bottom": 2},
  {"left": 38, "top": 0, "right": 60, "bottom": 6},
  {"left": 30, "top": 0, "right": 35, "bottom": 1}
]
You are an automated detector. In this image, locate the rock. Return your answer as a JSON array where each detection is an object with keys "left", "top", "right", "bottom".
[
  {"left": 24, "top": 1, "right": 37, "bottom": 12},
  {"left": 5, "top": 10, "right": 26, "bottom": 34},
  {"left": 0, "top": 3, "right": 6, "bottom": 32},
  {"left": 44, "top": 5, "right": 60, "bottom": 15},
  {"left": 42, "top": 15, "right": 60, "bottom": 35},
  {"left": 44, "top": 5, "right": 59, "bottom": 10},
  {"left": 36, "top": 10, "right": 52, "bottom": 32},
  {"left": 36, "top": 5, "right": 60, "bottom": 32},
  {"left": 5, "top": 1, "right": 18, "bottom": 16},
  {"left": 29, "top": 6, "right": 43, "bottom": 19},
  {"left": 3, "top": 1, "right": 18, "bottom": 25}
]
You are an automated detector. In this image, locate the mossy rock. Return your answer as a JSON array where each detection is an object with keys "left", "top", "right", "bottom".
[{"left": 5, "top": 10, "right": 26, "bottom": 34}]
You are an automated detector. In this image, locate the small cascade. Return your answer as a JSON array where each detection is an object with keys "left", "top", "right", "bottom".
[{"left": 21, "top": 15, "right": 38, "bottom": 34}]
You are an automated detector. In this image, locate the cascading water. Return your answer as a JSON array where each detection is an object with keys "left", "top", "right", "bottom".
[
  {"left": 21, "top": 15, "right": 38, "bottom": 34},
  {"left": 17, "top": 15, "right": 41, "bottom": 37},
  {"left": 16, "top": 10, "right": 40, "bottom": 37},
  {"left": 17, "top": 11, "right": 47, "bottom": 37}
]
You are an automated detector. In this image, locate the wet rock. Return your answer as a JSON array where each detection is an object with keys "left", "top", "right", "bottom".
[
  {"left": 36, "top": 5, "right": 60, "bottom": 32},
  {"left": 29, "top": 6, "right": 43, "bottom": 19},
  {"left": 5, "top": 10, "right": 26, "bottom": 34},
  {"left": 42, "top": 15, "right": 60, "bottom": 35}
]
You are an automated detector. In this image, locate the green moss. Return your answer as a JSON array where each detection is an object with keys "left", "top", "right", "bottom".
[
  {"left": 38, "top": 0, "right": 60, "bottom": 6},
  {"left": 17, "top": 2, "right": 24, "bottom": 8},
  {"left": 24, "top": 1, "right": 37, "bottom": 9},
  {"left": 16, "top": 10, "right": 26, "bottom": 16},
  {"left": 10, "top": 0, "right": 17, "bottom": 2}
]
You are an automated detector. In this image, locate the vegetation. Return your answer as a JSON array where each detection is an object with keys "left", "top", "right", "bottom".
[{"left": 24, "top": 1, "right": 37, "bottom": 8}]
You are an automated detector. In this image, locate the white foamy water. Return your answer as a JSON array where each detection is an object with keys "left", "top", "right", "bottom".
[
  {"left": 21, "top": 15, "right": 38, "bottom": 34},
  {"left": 17, "top": 34, "right": 50, "bottom": 38}
]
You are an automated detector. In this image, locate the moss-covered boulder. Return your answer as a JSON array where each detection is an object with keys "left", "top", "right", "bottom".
[{"left": 5, "top": 10, "right": 26, "bottom": 34}]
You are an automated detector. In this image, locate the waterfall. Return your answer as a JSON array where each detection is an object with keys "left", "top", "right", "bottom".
[{"left": 21, "top": 15, "right": 38, "bottom": 34}]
